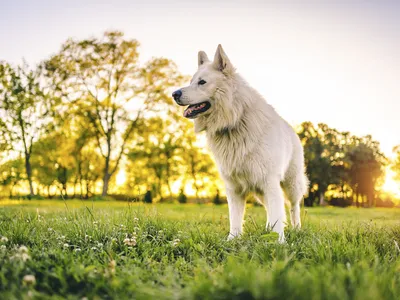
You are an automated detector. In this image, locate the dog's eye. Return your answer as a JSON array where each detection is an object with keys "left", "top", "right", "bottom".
[{"left": 198, "top": 80, "right": 207, "bottom": 85}]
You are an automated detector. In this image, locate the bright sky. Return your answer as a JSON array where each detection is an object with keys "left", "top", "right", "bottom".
[{"left": 1, "top": 0, "right": 399, "bottom": 158}]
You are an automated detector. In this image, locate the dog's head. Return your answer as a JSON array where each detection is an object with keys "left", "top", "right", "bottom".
[{"left": 172, "top": 45, "right": 237, "bottom": 126}]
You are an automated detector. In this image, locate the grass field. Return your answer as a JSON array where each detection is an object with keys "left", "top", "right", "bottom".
[{"left": 1, "top": 200, "right": 400, "bottom": 299}]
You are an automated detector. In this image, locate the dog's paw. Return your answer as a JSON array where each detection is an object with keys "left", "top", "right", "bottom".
[
  {"left": 277, "top": 234, "right": 286, "bottom": 244},
  {"left": 227, "top": 232, "right": 240, "bottom": 241}
]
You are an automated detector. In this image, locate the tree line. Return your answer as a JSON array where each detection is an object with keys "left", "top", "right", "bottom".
[{"left": 0, "top": 31, "right": 399, "bottom": 207}]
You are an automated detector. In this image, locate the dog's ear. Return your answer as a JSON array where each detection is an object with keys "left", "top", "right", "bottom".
[
  {"left": 213, "top": 44, "right": 234, "bottom": 75},
  {"left": 198, "top": 51, "right": 209, "bottom": 67}
]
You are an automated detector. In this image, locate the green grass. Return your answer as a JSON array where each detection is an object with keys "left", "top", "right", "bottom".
[{"left": 1, "top": 200, "right": 400, "bottom": 299}]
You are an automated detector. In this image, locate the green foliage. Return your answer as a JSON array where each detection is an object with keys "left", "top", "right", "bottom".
[{"left": 0, "top": 201, "right": 400, "bottom": 299}]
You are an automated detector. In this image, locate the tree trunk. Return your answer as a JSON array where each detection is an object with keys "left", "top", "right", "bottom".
[
  {"left": 62, "top": 183, "right": 68, "bottom": 199},
  {"left": 9, "top": 184, "right": 14, "bottom": 198},
  {"left": 102, "top": 173, "right": 110, "bottom": 197},
  {"left": 195, "top": 186, "right": 200, "bottom": 203},
  {"left": 78, "top": 162, "right": 83, "bottom": 199},
  {"left": 24, "top": 153, "right": 34, "bottom": 199},
  {"left": 86, "top": 180, "right": 90, "bottom": 199},
  {"left": 190, "top": 158, "right": 200, "bottom": 203},
  {"left": 166, "top": 180, "right": 173, "bottom": 200},
  {"left": 367, "top": 187, "right": 374, "bottom": 208},
  {"left": 319, "top": 192, "right": 326, "bottom": 206},
  {"left": 73, "top": 180, "right": 77, "bottom": 199},
  {"left": 102, "top": 139, "right": 112, "bottom": 197},
  {"left": 79, "top": 179, "right": 84, "bottom": 199}
]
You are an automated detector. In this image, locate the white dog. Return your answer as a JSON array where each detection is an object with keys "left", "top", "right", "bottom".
[{"left": 172, "top": 45, "right": 308, "bottom": 242}]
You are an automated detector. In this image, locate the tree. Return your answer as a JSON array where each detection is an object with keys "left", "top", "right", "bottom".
[
  {"left": 392, "top": 146, "right": 400, "bottom": 186},
  {"left": 0, "top": 158, "right": 24, "bottom": 198},
  {"left": 128, "top": 117, "right": 184, "bottom": 201},
  {"left": 31, "top": 132, "right": 75, "bottom": 198},
  {"left": 298, "top": 122, "right": 345, "bottom": 206},
  {"left": 44, "top": 31, "right": 184, "bottom": 196},
  {"left": 181, "top": 133, "right": 218, "bottom": 201},
  {"left": 346, "top": 136, "right": 386, "bottom": 207},
  {"left": 0, "top": 62, "right": 53, "bottom": 198}
]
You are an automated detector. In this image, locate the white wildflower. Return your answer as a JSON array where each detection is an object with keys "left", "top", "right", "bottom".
[
  {"left": 74, "top": 248, "right": 81, "bottom": 253},
  {"left": 23, "top": 274, "right": 36, "bottom": 285},
  {"left": 172, "top": 239, "right": 180, "bottom": 247},
  {"left": 11, "top": 249, "right": 30, "bottom": 262},
  {"left": 123, "top": 237, "right": 137, "bottom": 246},
  {"left": 21, "top": 253, "right": 30, "bottom": 262},
  {"left": 0, "top": 236, "right": 8, "bottom": 243},
  {"left": 18, "top": 246, "right": 29, "bottom": 253},
  {"left": 63, "top": 243, "right": 69, "bottom": 248},
  {"left": 0, "top": 245, "right": 6, "bottom": 250}
]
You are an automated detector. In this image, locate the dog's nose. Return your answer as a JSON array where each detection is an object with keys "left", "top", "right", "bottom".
[{"left": 172, "top": 90, "right": 182, "bottom": 103}]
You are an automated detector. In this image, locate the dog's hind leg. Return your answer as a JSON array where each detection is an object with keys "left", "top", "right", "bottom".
[
  {"left": 282, "top": 164, "right": 308, "bottom": 229},
  {"left": 226, "top": 187, "right": 246, "bottom": 240},
  {"left": 262, "top": 177, "right": 287, "bottom": 243}
]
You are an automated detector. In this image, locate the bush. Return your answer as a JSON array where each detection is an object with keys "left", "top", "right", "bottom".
[
  {"left": 178, "top": 189, "right": 187, "bottom": 204},
  {"left": 213, "top": 190, "right": 222, "bottom": 205},
  {"left": 143, "top": 190, "right": 153, "bottom": 204}
]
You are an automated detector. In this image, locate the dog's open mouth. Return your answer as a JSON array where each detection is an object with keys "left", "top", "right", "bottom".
[{"left": 183, "top": 101, "right": 211, "bottom": 119}]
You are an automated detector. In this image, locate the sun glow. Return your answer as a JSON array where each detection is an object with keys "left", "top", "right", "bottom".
[
  {"left": 382, "top": 167, "right": 400, "bottom": 197},
  {"left": 116, "top": 170, "right": 127, "bottom": 187}
]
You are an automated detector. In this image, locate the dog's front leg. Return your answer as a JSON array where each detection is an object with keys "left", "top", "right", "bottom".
[{"left": 226, "top": 187, "right": 246, "bottom": 240}]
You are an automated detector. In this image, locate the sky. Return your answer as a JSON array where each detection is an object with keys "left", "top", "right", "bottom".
[{"left": 1, "top": 0, "right": 400, "bottom": 157}]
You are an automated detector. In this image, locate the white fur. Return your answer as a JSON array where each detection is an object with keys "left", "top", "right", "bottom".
[{"left": 178, "top": 45, "right": 308, "bottom": 242}]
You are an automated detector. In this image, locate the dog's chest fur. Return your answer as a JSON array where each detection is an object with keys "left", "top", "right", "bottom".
[{"left": 206, "top": 117, "right": 263, "bottom": 193}]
